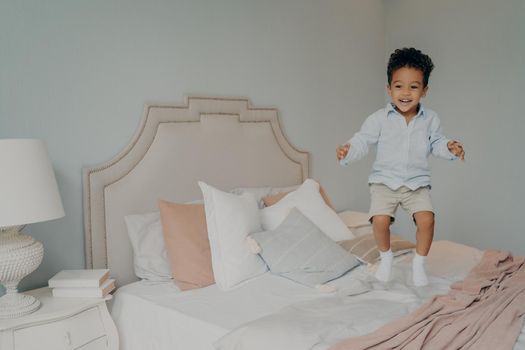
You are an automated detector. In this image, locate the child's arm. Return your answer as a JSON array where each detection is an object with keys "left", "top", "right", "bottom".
[
  {"left": 429, "top": 116, "right": 465, "bottom": 160},
  {"left": 339, "top": 113, "right": 381, "bottom": 166}
]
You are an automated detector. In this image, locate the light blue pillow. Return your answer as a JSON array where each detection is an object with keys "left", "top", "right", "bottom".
[{"left": 250, "top": 208, "right": 360, "bottom": 287}]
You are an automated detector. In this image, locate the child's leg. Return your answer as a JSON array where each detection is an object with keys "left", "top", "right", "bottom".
[
  {"left": 413, "top": 211, "right": 434, "bottom": 256},
  {"left": 412, "top": 211, "right": 434, "bottom": 286},
  {"left": 372, "top": 215, "right": 394, "bottom": 282},
  {"left": 368, "top": 184, "right": 399, "bottom": 282},
  {"left": 400, "top": 186, "right": 434, "bottom": 286},
  {"left": 372, "top": 215, "right": 392, "bottom": 252}
]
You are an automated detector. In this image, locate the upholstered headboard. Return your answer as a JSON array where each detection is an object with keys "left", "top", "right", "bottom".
[{"left": 83, "top": 96, "right": 309, "bottom": 286}]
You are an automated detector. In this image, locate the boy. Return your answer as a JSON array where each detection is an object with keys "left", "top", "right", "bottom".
[{"left": 337, "top": 48, "right": 465, "bottom": 286}]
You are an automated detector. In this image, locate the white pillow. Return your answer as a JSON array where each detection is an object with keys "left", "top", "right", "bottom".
[
  {"left": 124, "top": 212, "right": 172, "bottom": 281},
  {"left": 260, "top": 179, "right": 355, "bottom": 241},
  {"left": 198, "top": 181, "right": 267, "bottom": 290}
]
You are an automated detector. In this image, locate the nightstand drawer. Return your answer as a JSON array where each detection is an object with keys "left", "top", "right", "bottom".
[{"left": 13, "top": 307, "right": 105, "bottom": 350}]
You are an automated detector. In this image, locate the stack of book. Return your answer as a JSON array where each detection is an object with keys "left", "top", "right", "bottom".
[{"left": 48, "top": 269, "right": 115, "bottom": 298}]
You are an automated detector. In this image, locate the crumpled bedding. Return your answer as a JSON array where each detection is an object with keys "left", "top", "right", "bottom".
[
  {"left": 330, "top": 250, "right": 525, "bottom": 350},
  {"left": 215, "top": 243, "right": 525, "bottom": 350}
]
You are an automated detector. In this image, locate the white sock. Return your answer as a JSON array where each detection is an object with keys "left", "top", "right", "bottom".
[
  {"left": 375, "top": 249, "right": 393, "bottom": 282},
  {"left": 412, "top": 253, "right": 429, "bottom": 286}
]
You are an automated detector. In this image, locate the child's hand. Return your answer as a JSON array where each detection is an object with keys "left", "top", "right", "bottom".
[
  {"left": 447, "top": 140, "right": 465, "bottom": 161},
  {"left": 336, "top": 144, "right": 350, "bottom": 161}
]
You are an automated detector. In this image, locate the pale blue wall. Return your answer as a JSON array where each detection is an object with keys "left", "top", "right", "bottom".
[
  {"left": 2, "top": 0, "right": 522, "bottom": 296},
  {"left": 0, "top": 0, "right": 386, "bottom": 293}
]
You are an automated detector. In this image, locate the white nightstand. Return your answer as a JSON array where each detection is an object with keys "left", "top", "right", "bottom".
[{"left": 0, "top": 287, "right": 118, "bottom": 350}]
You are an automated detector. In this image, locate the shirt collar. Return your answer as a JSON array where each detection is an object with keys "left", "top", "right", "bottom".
[{"left": 387, "top": 103, "right": 426, "bottom": 118}]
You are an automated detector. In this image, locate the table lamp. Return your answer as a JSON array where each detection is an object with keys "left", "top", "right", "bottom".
[{"left": 0, "top": 139, "right": 65, "bottom": 318}]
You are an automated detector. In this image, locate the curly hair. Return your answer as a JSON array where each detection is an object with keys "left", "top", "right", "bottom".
[{"left": 387, "top": 48, "right": 434, "bottom": 87}]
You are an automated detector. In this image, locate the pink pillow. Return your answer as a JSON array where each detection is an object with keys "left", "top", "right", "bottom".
[
  {"left": 159, "top": 200, "right": 214, "bottom": 290},
  {"left": 263, "top": 185, "right": 335, "bottom": 209}
]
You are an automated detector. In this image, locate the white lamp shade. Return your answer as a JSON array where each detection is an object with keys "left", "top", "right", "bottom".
[{"left": 0, "top": 139, "right": 65, "bottom": 227}]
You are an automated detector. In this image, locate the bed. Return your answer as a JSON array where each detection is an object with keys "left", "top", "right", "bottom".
[{"left": 83, "top": 96, "right": 525, "bottom": 350}]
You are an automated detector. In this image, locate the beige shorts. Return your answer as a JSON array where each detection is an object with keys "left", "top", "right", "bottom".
[{"left": 368, "top": 183, "right": 434, "bottom": 223}]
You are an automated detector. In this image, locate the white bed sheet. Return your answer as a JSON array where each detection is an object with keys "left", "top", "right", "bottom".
[
  {"left": 110, "top": 268, "right": 368, "bottom": 350},
  {"left": 110, "top": 240, "right": 525, "bottom": 350}
]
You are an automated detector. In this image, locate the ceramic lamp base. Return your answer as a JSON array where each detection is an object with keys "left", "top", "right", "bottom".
[
  {"left": 0, "top": 292, "right": 41, "bottom": 318},
  {"left": 0, "top": 228, "right": 44, "bottom": 319}
]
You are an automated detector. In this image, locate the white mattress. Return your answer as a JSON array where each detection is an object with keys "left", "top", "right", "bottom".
[{"left": 110, "top": 240, "right": 525, "bottom": 350}]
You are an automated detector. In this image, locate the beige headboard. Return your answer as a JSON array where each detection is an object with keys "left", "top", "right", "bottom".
[{"left": 83, "top": 96, "right": 309, "bottom": 286}]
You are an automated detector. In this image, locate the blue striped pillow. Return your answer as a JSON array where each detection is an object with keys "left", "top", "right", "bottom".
[{"left": 250, "top": 208, "right": 359, "bottom": 287}]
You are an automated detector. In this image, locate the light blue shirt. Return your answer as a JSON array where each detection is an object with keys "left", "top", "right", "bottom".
[{"left": 340, "top": 103, "right": 457, "bottom": 190}]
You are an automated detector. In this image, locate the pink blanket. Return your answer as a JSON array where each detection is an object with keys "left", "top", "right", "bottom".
[{"left": 330, "top": 250, "right": 525, "bottom": 350}]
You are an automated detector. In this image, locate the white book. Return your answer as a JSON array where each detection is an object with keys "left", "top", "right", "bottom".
[
  {"left": 48, "top": 269, "right": 110, "bottom": 288},
  {"left": 52, "top": 278, "right": 115, "bottom": 298}
]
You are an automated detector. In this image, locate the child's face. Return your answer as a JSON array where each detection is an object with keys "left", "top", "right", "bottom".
[{"left": 387, "top": 66, "right": 428, "bottom": 118}]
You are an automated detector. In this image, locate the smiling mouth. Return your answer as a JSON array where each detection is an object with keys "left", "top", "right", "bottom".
[{"left": 399, "top": 99, "right": 412, "bottom": 104}]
